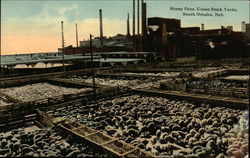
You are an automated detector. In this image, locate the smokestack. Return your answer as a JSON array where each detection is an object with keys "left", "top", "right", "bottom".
[
  {"left": 133, "top": 0, "right": 135, "bottom": 37},
  {"left": 99, "top": 9, "right": 103, "bottom": 45},
  {"left": 201, "top": 23, "right": 204, "bottom": 31},
  {"left": 75, "top": 23, "right": 78, "bottom": 47},
  {"left": 141, "top": 0, "right": 144, "bottom": 35},
  {"left": 127, "top": 13, "right": 130, "bottom": 37},
  {"left": 242, "top": 21, "right": 246, "bottom": 32},
  {"left": 132, "top": 0, "right": 136, "bottom": 52},
  {"left": 61, "top": 21, "right": 65, "bottom": 48},
  {"left": 137, "top": 0, "right": 140, "bottom": 34},
  {"left": 142, "top": 2, "right": 147, "bottom": 36}
]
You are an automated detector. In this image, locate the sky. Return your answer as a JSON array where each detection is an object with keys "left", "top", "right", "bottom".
[{"left": 1, "top": 0, "right": 249, "bottom": 55}]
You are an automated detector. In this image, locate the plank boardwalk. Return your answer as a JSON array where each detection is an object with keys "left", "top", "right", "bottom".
[{"left": 36, "top": 110, "right": 157, "bottom": 158}]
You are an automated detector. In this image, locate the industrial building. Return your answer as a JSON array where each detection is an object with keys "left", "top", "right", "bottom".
[
  {"left": 143, "top": 17, "right": 247, "bottom": 60},
  {"left": 61, "top": 13, "right": 248, "bottom": 61}
]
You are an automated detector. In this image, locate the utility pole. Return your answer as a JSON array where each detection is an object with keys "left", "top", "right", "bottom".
[
  {"left": 61, "top": 21, "right": 65, "bottom": 72},
  {"left": 137, "top": 0, "right": 141, "bottom": 51},
  {"left": 76, "top": 23, "right": 79, "bottom": 47},
  {"left": 90, "top": 34, "right": 97, "bottom": 100}
]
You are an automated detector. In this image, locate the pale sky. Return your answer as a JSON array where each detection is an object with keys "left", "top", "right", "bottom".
[{"left": 1, "top": 0, "right": 249, "bottom": 55}]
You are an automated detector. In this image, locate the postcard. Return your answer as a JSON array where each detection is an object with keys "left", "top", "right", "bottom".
[{"left": 1, "top": 0, "right": 249, "bottom": 158}]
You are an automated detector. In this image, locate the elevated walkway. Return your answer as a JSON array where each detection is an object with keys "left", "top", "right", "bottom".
[{"left": 36, "top": 110, "right": 157, "bottom": 158}]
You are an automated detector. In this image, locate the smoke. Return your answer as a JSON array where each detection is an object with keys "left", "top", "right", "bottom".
[
  {"left": 208, "top": 41, "right": 215, "bottom": 49},
  {"left": 148, "top": 25, "right": 159, "bottom": 32}
]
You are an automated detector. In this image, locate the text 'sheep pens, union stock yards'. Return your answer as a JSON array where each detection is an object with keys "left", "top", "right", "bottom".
[{"left": 170, "top": 6, "right": 238, "bottom": 17}]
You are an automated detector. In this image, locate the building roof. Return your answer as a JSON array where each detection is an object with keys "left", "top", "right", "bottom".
[
  {"left": 148, "top": 17, "right": 180, "bottom": 23},
  {"left": 1, "top": 51, "right": 154, "bottom": 67},
  {"left": 1, "top": 53, "right": 99, "bottom": 66}
]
